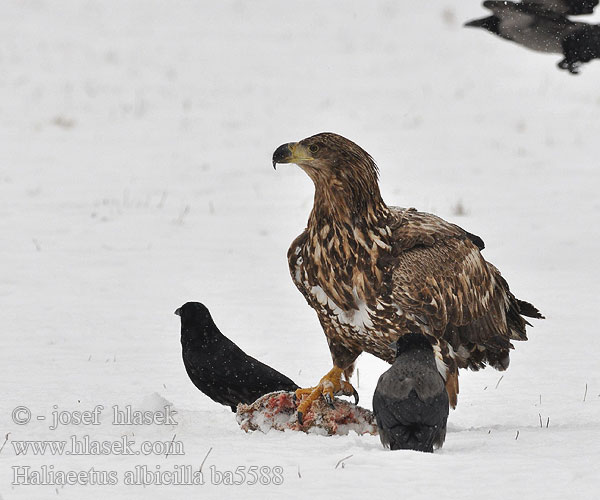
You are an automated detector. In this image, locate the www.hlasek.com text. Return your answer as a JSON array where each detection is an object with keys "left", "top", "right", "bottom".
[{"left": 12, "top": 434, "right": 184, "bottom": 456}]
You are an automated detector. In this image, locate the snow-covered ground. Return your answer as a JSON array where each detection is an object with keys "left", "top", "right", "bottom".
[{"left": 1, "top": 1, "right": 599, "bottom": 498}]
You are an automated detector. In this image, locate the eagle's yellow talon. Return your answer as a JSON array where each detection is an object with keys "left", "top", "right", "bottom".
[
  {"left": 294, "top": 386, "right": 317, "bottom": 398},
  {"left": 324, "top": 393, "right": 335, "bottom": 408},
  {"left": 294, "top": 366, "right": 358, "bottom": 423}
]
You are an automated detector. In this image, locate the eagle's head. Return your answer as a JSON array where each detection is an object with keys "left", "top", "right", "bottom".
[{"left": 273, "top": 132, "right": 385, "bottom": 219}]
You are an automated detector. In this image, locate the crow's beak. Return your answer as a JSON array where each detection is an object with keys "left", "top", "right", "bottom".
[
  {"left": 174, "top": 307, "right": 181, "bottom": 316},
  {"left": 464, "top": 16, "right": 498, "bottom": 31}
]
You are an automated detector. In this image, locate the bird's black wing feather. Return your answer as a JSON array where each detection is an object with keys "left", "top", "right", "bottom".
[
  {"left": 524, "top": 0, "right": 598, "bottom": 15},
  {"left": 183, "top": 332, "right": 297, "bottom": 410},
  {"left": 373, "top": 389, "right": 449, "bottom": 452}
]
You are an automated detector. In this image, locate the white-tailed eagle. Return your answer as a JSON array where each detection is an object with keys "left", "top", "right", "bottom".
[{"left": 272, "top": 132, "right": 543, "bottom": 422}]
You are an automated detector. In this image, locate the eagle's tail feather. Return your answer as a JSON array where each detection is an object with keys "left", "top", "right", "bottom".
[
  {"left": 451, "top": 264, "right": 543, "bottom": 374},
  {"left": 445, "top": 371, "right": 459, "bottom": 409},
  {"left": 516, "top": 299, "right": 545, "bottom": 319},
  {"left": 490, "top": 267, "right": 544, "bottom": 341}
]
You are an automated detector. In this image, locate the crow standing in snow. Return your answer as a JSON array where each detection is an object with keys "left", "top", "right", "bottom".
[
  {"left": 373, "top": 333, "right": 449, "bottom": 453},
  {"left": 465, "top": 1, "right": 600, "bottom": 73},
  {"left": 175, "top": 302, "right": 298, "bottom": 411}
]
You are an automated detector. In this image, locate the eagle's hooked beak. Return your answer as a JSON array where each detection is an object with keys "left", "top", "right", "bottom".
[
  {"left": 272, "top": 142, "right": 296, "bottom": 170},
  {"left": 272, "top": 141, "right": 316, "bottom": 170}
]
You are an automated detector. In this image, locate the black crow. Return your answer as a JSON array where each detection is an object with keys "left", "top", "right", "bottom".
[
  {"left": 465, "top": 1, "right": 600, "bottom": 73},
  {"left": 175, "top": 302, "right": 298, "bottom": 412},
  {"left": 373, "top": 333, "right": 449, "bottom": 453}
]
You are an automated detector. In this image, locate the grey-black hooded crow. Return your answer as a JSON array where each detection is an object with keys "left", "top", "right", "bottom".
[
  {"left": 373, "top": 333, "right": 449, "bottom": 453},
  {"left": 465, "top": 1, "right": 600, "bottom": 73}
]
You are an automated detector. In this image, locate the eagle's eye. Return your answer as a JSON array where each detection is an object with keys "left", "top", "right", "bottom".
[{"left": 309, "top": 144, "right": 319, "bottom": 154}]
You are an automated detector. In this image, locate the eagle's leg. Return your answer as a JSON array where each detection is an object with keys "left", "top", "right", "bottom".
[{"left": 295, "top": 366, "right": 358, "bottom": 424}]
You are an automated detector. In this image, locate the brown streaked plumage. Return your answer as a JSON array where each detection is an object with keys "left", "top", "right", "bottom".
[{"left": 273, "top": 132, "right": 543, "bottom": 410}]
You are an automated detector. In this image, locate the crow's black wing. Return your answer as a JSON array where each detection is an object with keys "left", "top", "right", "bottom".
[{"left": 183, "top": 334, "right": 297, "bottom": 409}]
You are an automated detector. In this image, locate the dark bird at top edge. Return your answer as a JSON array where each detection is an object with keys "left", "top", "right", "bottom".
[
  {"left": 175, "top": 301, "right": 299, "bottom": 412},
  {"left": 465, "top": 1, "right": 600, "bottom": 74},
  {"left": 523, "top": 0, "right": 598, "bottom": 15},
  {"left": 373, "top": 333, "right": 449, "bottom": 453},
  {"left": 272, "top": 132, "right": 544, "bottom": 421}
]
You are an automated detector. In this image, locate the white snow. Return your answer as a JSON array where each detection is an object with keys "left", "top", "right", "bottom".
[{"left": 1, "top": 1, "right": 599, "bottom": 499}]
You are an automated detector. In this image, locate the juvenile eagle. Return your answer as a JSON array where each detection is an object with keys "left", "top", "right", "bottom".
[{"left": 272, "top": 132, "right": 543, "bottom": 421}]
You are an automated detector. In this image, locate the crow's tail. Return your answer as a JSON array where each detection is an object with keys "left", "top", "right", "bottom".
[{"left": 388, "top": 423, "right": 446, "bottom": 453}]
